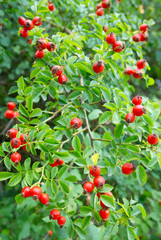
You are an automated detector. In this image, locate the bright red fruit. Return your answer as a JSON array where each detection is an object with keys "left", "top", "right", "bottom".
[
  {"left": 11, "top": 152, "right": 21, "bottom": 165},
  {"left": 70, "top": 117, "right": 82, "bottom": 129},
  {"left": 35, "top": 50, "right": 44, "bottom": 59},
  {"left": 125, "top": 113, "right": 135, "bottom": 123},
  {"left": 50, "top": 159, "right": 59, "bottom": 167},
  {"left": 83, "top": 182, "right": 94, "bottom": 194},
  {"left": 96, "top": 8, "right": 104, "bottom": 16},
  {"left": 7, "top": 102, "right": 16, "bottom": 110},
  {"left": 5, "top": 110, "right": 14, "bottom": 119},
  {"left": 48, "top": 3, "right": 55, "bottom": 11},
  {"left": 99, "top": 208, "right": 110, "bottom": 220},
  {"left": 18, "top": 16, "right": 26, "bottom": 26},
  {"left": 30, "top": 186, "right": 42, "bottom": 200},
  {"left": 90, "top": 165, "right": 101, "bottom": 177},
  {"left": 39, "top": 193, "right": 49, "bottom": 206},
  {"left": 49, "top": 209, "right": 61, "bottom": 220},
  {"left": 112, "top": 41, "right": 125, "bottom": 52},
  {"left": 132, "top": 95, "right": 142, "bottom": 105},
  {"left": 103, "top": 26, "right": 108, "bottom": 32},
  {"left": 10, "top": 138, "right": 21, "bottom": 148},
  {"left": 123, "top": 68, "right": 133, "bottom": 75},
  {"left": 48, "top": 230, "right": 53, "bottom": 236},
  {"left": 106, "top": 32, "right": 116, "bottom": 44},
  {"left": 20, "top": 134, "right": 29, "bottom": 144},
  {"left": 93, "top": 61, "right": 105, "bottom": 73},
  {"left": 97, "top": 4, "right": 102, "bottom": 9},
  {"left": 27, "top": 39, "right": 32, "bottom": 45},
  {"left": 133, "top": 105, "right": 146, "bottom": 116},
  {"left": 137, "top": 59, "right": 146, "bottom": 69},
  {"left": 140, "top": 24, "right": 149, "bottom": 33},
  {"left": 132, "top": 69, "right": 143, "bottom": 79},
  {"left": 21, "top": 186, "right": 31, "bottom": 198},
  {"left": 93, "top": 176, "right": 105, "bottom": 188},
  {"left": 122, "top": 163, "right": 134, "bottom": 175},
  {"left": 47, "top": 42, "right": 56, "bottom": 51},
  {"left": 102, "top": 0, "right": 111, "bottom": 9},
  {"left": 147, "top": 134, "right": 159, "bottom": 145},
  {"left": 57, "top": 216, "right": 66, "bottom": 228},
  {"left": 55, "top": 158, "right": 64, "bottom": 165},
  {"left": 51, "top": 65, "right": 63, "bottom": 76},
  {"left": 32, "top": 16, "right": 42, "bottom": 26},
  {"left": 133, "top": 34, "right": 141, "bottom": 42},
  {"left": 13, "top": 112, "right": 20, "bottom": 120},
  {"left": 24, "top": 20, "right": 34, "bottom": 30},
  {"left": 139, "top": 32, "right": 148, "bottom": 42},
  {"left": 7, "top": 128, "right": 18, "bottom": 138},
  {"left": 20, "top": 29, "right": 29, "bottom": 38},
  {"left": 36, "top": 38, "right": 47, "bottom": 50},
  {"left": 58, "top": 74, "right": 68, "bottom": 84}
]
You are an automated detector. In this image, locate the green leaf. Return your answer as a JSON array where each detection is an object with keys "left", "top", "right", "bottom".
[
  {"left": 47, "top": 85, "right": 56, "bottom": 99},
  {"left": 114, "top": 123, "right": 124, "bottom": 138},
  {"left": 68, "top": 91, "right": 81, "bottom": 100},
  {"left": 15, "top": 193, "right": 25, "bottom": 205},
  {"left": 65, "top": 175, "right": 77, "bottom": 182},
  {"left": 127, "top": 227, "right": 137, "bottom": 240},
  {"left": 25, "top": 171, "right": 33, "bottom": 186},
  {"left": 99, "top": 111, "right": 112, "bottom": 124},
  {"left": 4, "top": 157, "right": 11, "bottom": 171},
  {"left": 8, "top": 174, "right": 22, "bottom": 186},
  {"left": 26, "top": 96, "right": 33, "bottom": 112},
  {"left": 24, "top": 158, "right": 31, "bottom": 170},
  {"left": 17, "top": 116, "right": 28, "bottom": 123},
  {"left": 100, "top": 195, "right": 115, "bottom": 208},
  {"left": 17, "top": 76, "right": 25, "bottom": 91},
  {"left": 125, "top": 136, "right": 138, "bottom": 143},
  {"left": 59, "top": 180, "right": 69, "bottom": 193},
  {"left": 98, "top": 184, "right": 114, "bottom": 193},
  {"left": 30, "top": 108, "right": 42, "bottom": 118},
  {"left": 101, "top": 86, "right": 111, "bottom": 102},
  {"left": 0, "top": 172, "right": 14, "bottom": 181},
  {"left": 19, "top": 104, "right": 29, "bottom": 117},
  {"left": 79, "top": 206, "right": 93, "bottom": 215},
  {"left": 74, "top": 62, "right": 93, "bottom": 75},
  {"left": 136, "top": 165, "right": 147, "bottom": 186},
  {"left": 51, "top": 180, "right": 57, "bottom": 194},
  {"left": 75, "top": 226, "right": 86, "bottom": 239},
  {"left": 72, "top": 135, "right": 81, "bottom": 152},
  {"left": 112, "top": 112, "right": 121, "bottom": 124},
  {"left": 81, "top": 216, "right": 91, "bottom": 229},
  {"left": 39, "top": 143, "right": 49, "bottom": 153},
  {"left": 136, "top": 204, "right": 146, "bottom": 218},
  {"left": 142, "top": 115, "right": 153, "bottom": 127},
  {"left": 51, "top": 167, "right": 58, "bottom": 178},
  {"left": 58, "top": 166, "right": 68, "bottom": 179}
]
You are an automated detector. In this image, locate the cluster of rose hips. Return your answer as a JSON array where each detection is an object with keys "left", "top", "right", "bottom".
[
  {"left": 124, "top": 59, "right": 146, "bottom": 79},
  {"left": 106, "top": 32, "right": 125, "bottom": 52},
  {"left": 7, "top": 130, "right": 30, "bottom": 165},
  {"left": 35, "top": 38, "right": 56, "bottom": 59},
  {"left": 48, "top": 1, "right": 55, "bottom": 11},
  {"left": 5, "top": 102, "right": 19, "bottom": 120},
  {"left": 133, "top": 23, "right": 149, "bottom": 42},
  {"left": 50, "top": 65, "right": 68, "bottom": 85},
  {"left": 18, "top": 16, "right": 42, "bottom": 38},
  {"left": 83, "top": 165, "right": 112, "bottom": 221},
  {"left": 49, "top": 209, "right": 66, "bottom": 228},
  {"left": 21, "top": 186, "right": 49, "bottom": 205},
  {"left": 49, "top": 158, "right": 64, "bottom": 167},
  {"left": 96, "top": 0, "right": 111, "bottom": 17}
]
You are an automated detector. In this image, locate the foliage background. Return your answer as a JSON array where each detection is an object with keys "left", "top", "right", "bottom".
[{"left": 0, "top": 0, "right": 161, "bottom": 239}]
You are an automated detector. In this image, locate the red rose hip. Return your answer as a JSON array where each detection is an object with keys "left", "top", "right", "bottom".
[
  {"left": 11, "top": 152, "right": 21, "bottom": 165},
  {"left": 20, "top": 29, "right": 29, "bottom": 38},
  {"left": 93, "top": 61, "right": 105, "bottom": 73},
  {"left": 70, "top": 117, "right": 82, "bottom": 129},
  {"left": 125, "top": 113, "right": 135, "bottom": 123},
  {"left": 140, "top": 24, "right": 149, "bottom": 33},
  {"left": 21, "top": 186, "right": 31, "bottom": 198},
  {"left": 93, "top": 176, "right": 105, "bottom": 188},
  {"left": 7, "top": 102, "right": 16, "bottom": 110},
  {"left": 132, "top": 69, "right": 143, "bottom": 79},
  {"left": 132, "top": 95, "right": 142, "bottom": 105},
  {"left": 30, "top": 186, "right": 42, "bottom": 200},
  {"left": 133, "top": 105, "right": 146, "bottom": 116},
  {"left": 35, "top": 49, "right": 44, "bottom": 59},
  {"left": 106, "top": 32, "right": 116, "bottom": 44},
  {"left": 137, "top": 59, "right": 146, "bottom": 69},
  {"left": 32, "top": 16, "right": 42, "bottom": 26},
  {"left": 51, "top": 65, "right": 63, "bottom": 76},
  {"left": 57, "top": 216, "right": 66, "bottom": 228},
  {"left": 7, "top": 128, "right": 18, "bottom": 138},
  {"left": 123, "top": 68, "right": 133, "bottom": 75},
  {"left": 122, "top": 163, "right": 134, "bottom": 175},
  {"left": 83, "top": 182, "right": 94, "bottom": 194},
  {"left": 11, "top": 138, "right": 21, "bottom": 148},
  {"left": 24, "top": 20, "right": 34, "bottom": 30},
  {"left": 5, "top": 110, "right": 14, "bottom": 119},
  {"left": 58, "top": 74, "right": 68, "bottom": 84},
  {"left": 147, "top": 134, "right": 159, "bottom": 145},
  {"left": 90, "top": 165, "right": 101, "bottom": 177},
  {"left": 39, "top": 193, "right": 49, "bottom": 206},
  {"left": 133, "top": 34, "right": 141, "bottom": 42},
  {"left": 96, "top": 8, "right": 104, "bottom": 16},
  {"left": 18, "top": 16, "right": 26, "bottom": 26},
  {"left": 112, "top": 41, "right": 125, "bottom": 52},
  {"left": 99, "top": 208, "right": 110, "bottom": 220},
  {"left": 49, "top": 209, "right": 61, "bottom": 220},
  {"left": 47, "top": 42, "right": 56, "bottom": 51},
  {"left": 48, "top": 3, "right": 55, "bottom": 11}
]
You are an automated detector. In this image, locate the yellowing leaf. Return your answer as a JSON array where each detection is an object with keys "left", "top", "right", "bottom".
[{"left": 92, "top": 153, "right": 99, "bottom": 165}]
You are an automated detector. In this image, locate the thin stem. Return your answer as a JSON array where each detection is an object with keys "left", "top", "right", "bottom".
[{"left": 93, "top": 138, "right": 111, "bottom": 142}]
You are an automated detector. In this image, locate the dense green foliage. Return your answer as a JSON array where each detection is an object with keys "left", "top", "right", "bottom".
[{"left": 0, "top": 0, "right": 161, "bottom": 240}]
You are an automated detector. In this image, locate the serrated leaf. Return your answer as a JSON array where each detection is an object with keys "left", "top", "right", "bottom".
[
  {"left": 142, "top": 114, "right": 153, "bottom": 127},
  {"left": 98, "top": 184, "right": 114, "bottom": 193},
  {"left": 114, "top": 123, "right": 124, "bottom": 138},
  {"left": 99, "top": 111, "right": 112, "bottom": 124},
  {"left": 8, "top": 174, "right": 22, "bottom": 186},
  {"left": 72, "top": 135, "right": 81, "bottom": 152},
  {"left": 4, "top": 157, "right": 11, "bottom": 171},
  {"left": 59, "top": 180, "right": 69, "bottom": 193},
  {"left": 30, "top": 108, "right": 42, "bottom": 117},
  {"left": 58, "top": 166, "right": 68, "bottom": 179},
  {"left": 15, "top": 193, "right": 25, "bottom": 205},
  {"left": 100, "top": 195, "right": 115, "bottom": 208},
  {"left": 25, "top": 171, "right": 33, "bottom": 186},
  {"left": 75, "top": 226, "right": 86, "bottom": 239},
  {"left": 65, "top": 175, "right": 77, "bottom": 182},
  {"left": 0, "top": 172, "right": 14, "bottom": 181},
  {"left": 136, "top": 165, "right": 147, "bottom": 185},
  {"left": 19, "top": 104, "right": 29, "bottom": 117}
]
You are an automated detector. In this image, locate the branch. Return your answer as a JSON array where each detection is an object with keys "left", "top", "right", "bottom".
[
  {"left": 1, "top": 119, "right": 14, "bottom": 136},
  {"left": 93, "top": 138, "right": 111, "bottom": 142},
  {"left": 43, "top": 102, "right": 72, "bottom": 124},
  {"left": 79, "top": 75, "right": 95, "bottom": 152}
]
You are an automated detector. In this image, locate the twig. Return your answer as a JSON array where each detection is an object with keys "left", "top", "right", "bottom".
[
  {"left": 1, "top": 119, "right": 14, "bottom": 136},
  {"left": 42, "top": 102, "right": 72, "bottom": 124},
  {"left": 93, "top": 138, "right": 111, "bottom": 142}
]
